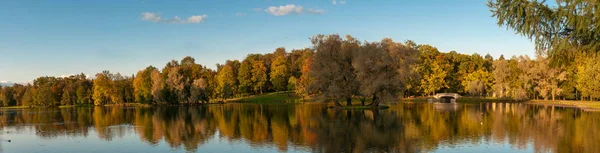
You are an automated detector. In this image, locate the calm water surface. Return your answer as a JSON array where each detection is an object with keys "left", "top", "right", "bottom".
[{"left": 0, "top": 103, "right": 599, "bottom": 153}]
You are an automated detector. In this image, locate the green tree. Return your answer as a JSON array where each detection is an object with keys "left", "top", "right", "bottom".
[
  {"left": 461, "top": 69, "right": 494, "bottom": 97},
  {"left": 488, "top": 0, "right": 600, "bottom": 62},
  {"left": 21, "top": 86, "right": 34, "bottom": 107}
]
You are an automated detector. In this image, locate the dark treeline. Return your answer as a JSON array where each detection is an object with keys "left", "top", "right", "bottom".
[{"left": 1, "top": 33, "right": 600, "bottom": 107}]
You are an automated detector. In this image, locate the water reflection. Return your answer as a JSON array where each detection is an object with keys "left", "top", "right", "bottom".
[{"left": 0, "top": 103, "right": 599, "bottom": 153}]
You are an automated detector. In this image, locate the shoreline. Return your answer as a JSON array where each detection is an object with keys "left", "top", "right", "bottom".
[{"left": 525, "top": 100, "right": 600, "bottom": 112}]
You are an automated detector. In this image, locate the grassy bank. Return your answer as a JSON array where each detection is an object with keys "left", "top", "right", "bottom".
[
  {"left": 402, "top": 97, "right": 515, "bottom": 103},
  {"left": 228, "top": 92, "right": 302, "bottom": 103},
  {"left": 526, "top": 100, "right": 600, "bottom": 111},
  {"left": 0, "top": 105, "right": 30, "bottom": 109}
]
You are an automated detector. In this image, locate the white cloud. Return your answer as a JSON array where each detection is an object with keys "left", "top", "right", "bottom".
[
  {"left": 340, "top": 0, "right": 346, "bottom": 4},
  {"left": 186, "top": 15, "right": 207, "bottom": 23},
  {"left": 141, "top": 12, "right": 161, "bottom": 22},
  {"left": 332, "top": 0, "right": 337, "bottom": 5},
  {"left": 141, "top": 12, "right": 207, "bottom": 24},
  {"left": 265, "top": 4, "right": 303, "bottom": 16},
  {"left": 264, "top": 4, "right": 325, "bottom": 16}
]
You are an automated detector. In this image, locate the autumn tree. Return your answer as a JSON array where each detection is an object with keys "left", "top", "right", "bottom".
[
  {"left": 251, "top": 60, "right": 268, "bottom": 94},
  {"left": 150, "top": 70, "right": 165, "bottom": 104},
  {"left": 133, "top": 66, "right": 157, "bottom": 103},
  {"left": 237, "top": 57, "right": 255, "bottom": 95},
  {"left": 417, "top": 45, "right": 447, "bottom": 96},
  {"left": 216, "top": 64, "right": 236, "bottom": 100},
  {"left": 493, "top": 58, "right": 510, "bottom": 98},
  {"left": 189, "top": 78, "right": 209, "bottom": 104},
  {"left": 534, "top": 56, "right": 566, "bottom": 100},
  {"left": 270, "top": 54, "right": 289, "bottom": 92},
  {"left": 576, "top": 54, "right": 600, "bottom": 101},
  {"left": 166, "top": 67, "right": 187, "bottom": 104},
  {"left": 92, "top": 71, "right": 114, "bottom": 105},
  {"left": 461, "top": 69, "right": 494, "bottom": 97},
  {"left": 309, "top": 34, "right": 358, "bottom": 106},
  {"left": 353, "top": 38, "right": 417, "bottom": 106},
  {"left": 296, "top": 56, "right": 314, "bottom": 100}
]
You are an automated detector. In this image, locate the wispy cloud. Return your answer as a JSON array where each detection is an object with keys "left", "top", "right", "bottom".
[
  {"left": 307, "top": 9, "right": 325, "bottom": 14},
  {"left": 141, "top": 12, "right": 208, "bottom": 24},
  {"left": 264, "top": 4, "right": 325, "bottom": 16}
]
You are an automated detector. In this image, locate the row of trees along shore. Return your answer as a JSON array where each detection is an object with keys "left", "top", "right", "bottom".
[
  {"left": 5, "top": 0, "right": 600, "bottom": 107},
  {"left": 2, "top": 33, "right": 600, "bottom": 107}
]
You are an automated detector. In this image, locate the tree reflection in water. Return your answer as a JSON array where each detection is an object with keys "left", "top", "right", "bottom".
[{"left": 0, "top": 103, "right": 599, "bottom": 153}]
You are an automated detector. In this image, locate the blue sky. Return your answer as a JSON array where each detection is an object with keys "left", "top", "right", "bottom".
[{"left": 0, "top": 0, "right": 534, "bottom": 83}]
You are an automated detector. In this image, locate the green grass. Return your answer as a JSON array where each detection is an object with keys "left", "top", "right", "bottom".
[{"left": 229, "top": 92, "right": 302, "bottom": 103}]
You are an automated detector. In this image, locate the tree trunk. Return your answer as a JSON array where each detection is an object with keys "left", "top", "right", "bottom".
[
  {"left": 367, "top": 94, "right": 378, "bottom": 107},
  {"left": 346, "top": 97, "right": 352, "bottom": 106},
  {"left": 552, "top": 93, "right": 555, "bottom": 101},
  {"left": 361, "top": 97, "right": 366, "bottom": 106},
  {"left": 334, "top": 99, "right": 343, "bottom": 107}
]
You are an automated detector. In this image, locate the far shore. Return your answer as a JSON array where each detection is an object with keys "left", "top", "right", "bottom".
[
  {"left": 2, "top": 93, "right": 600, "bottom": 112},
  {"left": 525, "top": 100, "right": 600, "bottom": 112}
]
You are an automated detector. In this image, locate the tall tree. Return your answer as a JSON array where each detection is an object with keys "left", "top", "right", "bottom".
[
  {"left": 92, "top": 71, "right": 114, "bottom": 105},
  {"left": 216, "top": 64, "right": 236, "bottom": 99},
  {"left": 237, "top": 60, "right": 254, "bottom": 95},
  {"left": 353, "top": 39, "right": 417, "bottom": 106},
  {"left": 270, "top": 54, "right": 289, "bottom": 92},
  {"left": 251, "top": 60, "right": 268, "bottom": 94},
  {"left": 166, "top": 67, "right": 187, "bottom": 104},
  {"left": 150, "top": 70, "right": 165, "bottom": 104},
  {"left": 309, "top": 34, "right": 358, "bottom": 106},
  {"left": 296, "top": 56, "right": 314, "bottom": 100},
  {"left": 493, "top": 58, "right": 510, "bottom": 98},
  {"left": 189, "top": 78, "right": 209, "bottom": 104},
  {"left": 133, "top": 66, "right": 157, "bottom": 103}
]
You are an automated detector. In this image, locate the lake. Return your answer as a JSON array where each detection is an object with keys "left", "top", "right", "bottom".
[{"left": 0, "top": 103, "right": 598, "bottom": 153}]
